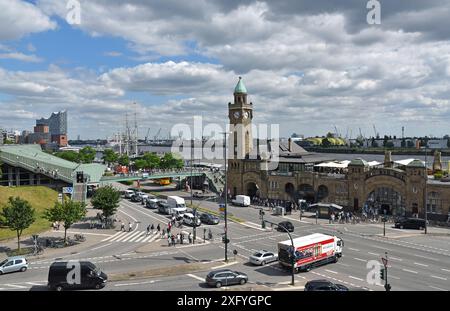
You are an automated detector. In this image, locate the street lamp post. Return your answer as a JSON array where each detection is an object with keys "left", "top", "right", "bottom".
[
  {"left": 263, "top": 219, "right": 295, "bottom": 285},
  {"left": 221, "top": 131, "right": 230, "bottom": 262},
  {"left": 423, "top": 146, "right": 428, "bottom": 234}
]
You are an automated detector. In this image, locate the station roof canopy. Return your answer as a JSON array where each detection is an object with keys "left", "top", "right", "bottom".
[
  {"left": 394, "top": 158, "right": 417, "bottom": 166},
  {"left": 315, "top": 160, "right": 381, "bottom": 168},
  {"left": 0, "top": 144, "right": 106, "bottom": 184}
]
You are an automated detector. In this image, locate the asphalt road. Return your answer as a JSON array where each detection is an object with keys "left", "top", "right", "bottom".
[{"left": 1, "top": 189, "right": 449, "bottom": 291}]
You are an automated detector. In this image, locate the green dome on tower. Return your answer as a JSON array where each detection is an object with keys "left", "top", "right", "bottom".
[{"left": 234, "top": 77, "right": 247, "bottom": 94}]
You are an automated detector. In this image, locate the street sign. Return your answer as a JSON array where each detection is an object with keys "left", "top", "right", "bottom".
[
  {"left": 382, "top": 257, "right": 388, "bottom": 267},
  {"left": 62, "top": 187, "right": 73, "bottom": 194}
]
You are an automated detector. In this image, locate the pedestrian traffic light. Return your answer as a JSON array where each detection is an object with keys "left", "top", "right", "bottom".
[
  {"left": 222, "top": 236, "right": 230, "bottom": 244},
  {"left": 380, "top": 268, "right": 385, "bottom": 280}
]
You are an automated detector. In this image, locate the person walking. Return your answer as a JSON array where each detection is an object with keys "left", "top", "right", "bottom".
[
  {"left": 146, "top": 224, "right": 151, "bottom": 235},
  {"left": 150, "top": 224, "right": 155, "bottom": 234},
  {"left": 157, "top": 224, "right": 161, "bottom": 233},
  {"left": 161, "top": 228, "right": 166, "bottom": 238},
  {"left": 188, "top": 232, "right": 192, "bottom": 244},
  {"left": 128, "top": 222, "right": 133, "bottom": 232},
  {"left": 167, "top": 235, "right": 171, "bottom": 247},
  {"left": 171, "top": 234, "right": 176, "bottom": 246},
  {"left": 176, "top": 233, "right": 181, "bottom": 244},
  {"left": 180, "top": 233, "right": 184, "bottom": 244},
  {"left": 120, "top": 221, "right": 125, "bottom": 232}
]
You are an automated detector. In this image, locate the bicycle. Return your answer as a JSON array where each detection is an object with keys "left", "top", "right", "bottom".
[{"left": 32, "top": 244, "right": 44, "bottom": 256}]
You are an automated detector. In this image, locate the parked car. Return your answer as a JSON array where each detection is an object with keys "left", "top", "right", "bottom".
[
  {"left": 0, "top": 256, "right": 28, "bottom": 275},
  {"left": 140, "top": 194, "right": 149, "bottom": 205},
  {"left": 277, "top": 221, "right": 294, "bottom": 232},
  {"left": 123, "top": 190, "right": 135, "bottom": 199},
  {"left": 304, "top": 279, "right": 349, "bottom": 291},
  {"left": 182, "top": 213, "right": 201, "bottom": 227},
  {"left": 145, "top": 197, "right": 159, "bottom": 209},
  {"left": 130, "top": 194, "right": 141, "bottom": 202},
  {"left": 205, "top": 269, "right": 248, "bottom": 288},
  {"left": 48, "top": 261, "right": 107, "bottom": 291},
  {"left": 394, "top": 217, "right": 426, "bottom": 230},
  {"left": 199, "top": 213, "right": 220, "bottom": 225},
  {"left": 249, "top": 250, "right": 278, "bottom": 266}
]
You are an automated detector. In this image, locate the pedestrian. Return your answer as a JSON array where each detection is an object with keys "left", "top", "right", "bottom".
[
  {"left": 161, "top": 228, "right": 166, "bottom": 238},
  {"left": 331, "top": 213, "right": 335, "bottom": 224},
  {"left": 171, "top": 234, "right": 176, "bottom": 246},
  {"left": 120, "top": 222, "right": 125, "bottom": 231},
  {"left": 151, "top": 223, "right": 155, "bottom": 234},
  {"left": 146, "top": 225, "right": 150, "bottom": 235},
  {"left": 188, "top": 232, "right": 192, "bottom": 244},
  {"left": 167, "top": 236, "right": 171, "bottom": 247},
  {"left": 128, "top": 222, "right": 133, "bottom": 232},
  {"left": 208, "top": 229, "right": 213, "bottom": 240},
  {"left": 180, "top": 233, "right": 184, "bottom": 244},
  {"left": 177, "top": 233, "right": 181, "bottom": 244},
  {"left": 157, "top": 224, "right": 161, "bottom": 233}
]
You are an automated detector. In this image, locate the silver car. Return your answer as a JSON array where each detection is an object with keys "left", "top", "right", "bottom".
[
  {"left": 249, "top": 250, "right": 278, "bottom": 266},
  {"left": 0, "top": 256, "right": 28, "bottom": 275}
]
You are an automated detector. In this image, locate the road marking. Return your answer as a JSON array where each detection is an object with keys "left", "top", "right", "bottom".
[
  {"left": 389, "top": 275, "right": 400, "bottom": 280},
  {"left": 413, "top": 262, "right": 428, "bottom": 267},
  {"left": 114, "top": 280, "right": 159, "bottom": 287},
  {"left": 273, "top": 286, "right": 305, "bottom": 291},
  {"left": 129, "top": 231, "right": 146, "bottom": 242},
  {"left": 429, "top": 285, "right": 447, "bottom": 291},
  {"left": 325, "top": 269, "right": 338, "bottom": 274},
  {"left": 212, "top": 261, "right": 239, "bottom": 270},
  {"left": 4, "top": 284, "right": 27, "bottom": 289},
  {"left": 101, "top": 231, "right": 122, "bottom": 242},
  {"left": 412, "top": 254, "right": 436, "bottom": 260},
  {"left": 430, "top": 275, "right": 447, "bottom": 281},
  {"left": 353, "top": 258, "right": 367, "bottom": 262},
  {"left": 441, "top": 268, "right": 450, "bottom": 273},
  {"left": 186, "top": 273, "right": 205, "bottom": 282},
  {"left": 118, "top": 208, "right": 138, "bottom": 222},
  {"left": 26, "top": 282, "right": 46, "bottom": 286},
  {"left": 402, "top": 269, "right": 418, "bottom": 274},
  {"left": 348, "top": 248, "right": 360, "bottom": 251},
  {"left": 336, "top": 263, "right": 350, "bottom": 267},
  {"left": 118, "top": 230, "right": 142, "bottom": 242},
  {"left": 368, "top": 252, "right": 380, "bottom": 256},
  {"left": 139, "top": 233, "right": 158, "bottom": 242},
  {"left": 239, "top": 221, "right": 267, "bottom": 231},
  {"left": 389, "top": 257, "right": 402, "bottom": 261},
  {"left": 109, "top": 231, "right": 128, "bottom": 242},
  {"left": 348, "top": 276, "right": 364, "bottom": 281},
  {"left": 67, "top": 231, "right": 111, "bottom": 237},
  {"left": 90, "top": 243, "right": 112, "bottom": 251}
]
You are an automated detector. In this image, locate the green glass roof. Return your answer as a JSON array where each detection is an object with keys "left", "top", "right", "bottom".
[{"left": 234, "top": 77, "right": 247, "bottom": 94}]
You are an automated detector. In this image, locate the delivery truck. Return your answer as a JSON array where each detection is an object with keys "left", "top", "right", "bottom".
[
  {"left": 232, "top": 195, "right": 251, "bottom": 207},
  {"left": 277, "top": 233, "right": 343, "bottom": 272}
]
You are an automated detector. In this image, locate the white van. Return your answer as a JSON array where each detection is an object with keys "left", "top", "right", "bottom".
[
  {"left": 232, "top": 195, "right": 251, "bottom": 207},
  {"left": 167, "top": 196, "right": 186, "bottom": 209},
  {"left": 182, "top": 213, "right": 201, "bottom": 227},
  {"left": 124, "top": 190, "right": 135, "bottom": 199},
  {"left": 172, "top": 207, "right": 187, "bottom": 220}
]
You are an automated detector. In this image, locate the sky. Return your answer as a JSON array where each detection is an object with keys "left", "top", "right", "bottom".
[{"left": 0, "top": 0, "right": 450, "bottom": 140}]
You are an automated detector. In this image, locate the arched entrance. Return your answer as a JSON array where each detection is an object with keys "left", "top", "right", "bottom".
[
  {"left": 317, "top": 185, "right": 329, "bottom": 202},
  {"left": 246, "top": 182, "right": 259, "bottom": 199},
  {"left": 298, "top": 184, "right": 315, "bottom": 203},
  {"left": 365, "top": 187, "right": 405, "bottom": 216},
  {"left": 285, "top": 183, "right": 295, "bottom": 195}
]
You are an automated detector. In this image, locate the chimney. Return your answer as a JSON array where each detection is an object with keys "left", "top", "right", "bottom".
[
  {"left": 256, "top": 138, "right": 260, "bottom": 159},
  {"left": 433, "top": 150, "right": 442, "bottom": 172},
  {"left": 384, "top": 151, "right": 392, "bottom": 168},
  {"left": 288, "top": 138, "right": 292, "bottom": 152}
]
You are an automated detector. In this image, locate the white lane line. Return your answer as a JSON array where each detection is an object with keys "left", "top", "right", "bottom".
[
  {"left": 134, "top": 233, "right": 151, "bottom": 242},
  {"left": 430, "top": 275, "right": 447, "bottom": 281},
  {"left": 141, "top": 233, "right": 158, "bottom": 243},
  {"left": 390, "top": 257, "right": 402, "bottom": 261},
  {"left": 348, "top": 276, "right": 364, "bottom": 281},
  {"left": 402, "top": 269, "right": 418, "bottom": 274},
  {"left": 353, "top": 258, "right": 367, "bottom": 262},
  {"left": 129, "top": 231, "right": 146, "bottom": 242},
  {"left": 368, "top": 252, "right": 380, "bottom": 256},
  {"left": 413, "top": 262, "right": 429, "bottom": 267},
  {"left": 348, "top": 248, "right": 360, "bottom": 252},
  {"left": 441, "top": 268, "right": 450, "bottom": 273},
  {"left": 429, "top": 285, "right": 447, "bottom": 291},
  {"left": 389, "top": 275, "right": 400, "bottom": 280},
  {"left": 413, "top": 254, "right": 436, "bottom": 260},
  {"left": 101, "top": 231, "right": 122, "bottom": 242},
  {"left": 186, "top": 274, "right": 204, "bottom": 282},
  {"left": 4, "top": 284, "right": 27, "bottom": 289},
  {"left": 336, "top": 263, "right": 350, "bottom": 267},
  {"left": 119, "top": 230, "right": 142, "bottom": 242},
  {"left": 26, "top": 282, "right": 46, "bottom": 286},
  {"left": 114, "top": 280, "right": 158, "bottom": 287},
  {"left": 109, "top": 231, "right": 128, "bottom": 242},
  {"left": 273, "top": 286, "right": 305, "bottom": 291},
  {"left": 120, "top": 201, "right": 168, "bottom": 224},
  {"left": 90, "top": 242, "right": 113, "bottom": 251},
  {"left": 325, "top": 269, "right": 338, "bottom": 274}
]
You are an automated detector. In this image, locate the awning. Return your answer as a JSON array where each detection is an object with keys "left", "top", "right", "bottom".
[
  {"left": 309, "top": 203, "right": 344, "bottom": 210},
  {"left": 394, "top": 159, "right": 416, "bottom": 166},
  {"left": 314, "top": 160, "right": 351, "bottom": 168}
]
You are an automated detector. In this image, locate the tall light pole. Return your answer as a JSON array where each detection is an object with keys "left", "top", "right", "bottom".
[
  {"left": 424, "top": 146, "right": 428, "bottom": 234},
  {"left": 221, "top": 132, "right": 230, "bottom": 262}
]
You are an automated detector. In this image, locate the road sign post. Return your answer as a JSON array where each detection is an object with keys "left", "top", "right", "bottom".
[{"left": 381, "top": 252, "right": 391, "bottom": 291}]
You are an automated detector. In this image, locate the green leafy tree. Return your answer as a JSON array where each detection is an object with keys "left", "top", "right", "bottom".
[
  {"left": 55, "top": 151, "right": 80, "bottom": 163},
  {"left": 79, "top": 146, "right": 96, "bottom": 163},
  {"left": 160, "top": 152, "right": 184, "bottom": 169},
  {"left": 321, "top": 138, "right": 332, "bottom": 147},
  {"left": 143, "top": 152, "right": 160, "bottom": 168},
  {"left": 134, "top": 159, "right": 147, "bottom": 170},
  {"left": 407, "top": 140, "right": 415, "bottom": 148},
  {"left": 91, "top": 186, "right": 121, "bottom": 226},
  {"left": 0, "top": 197, "right": 36, "bottom": 251},
  {"left": 43, "top": 200, "right": 87, "bottom": 244},
  {"left": 102, "top": 149, "right": 118, "bottom": 166},
  {"left": 118, "top": 154, "right": 130, "bottom": 166}
]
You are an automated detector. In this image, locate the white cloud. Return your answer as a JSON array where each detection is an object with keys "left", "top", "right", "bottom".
[{"left": 0, "top": 52, "right": 43, "bottom": 63}]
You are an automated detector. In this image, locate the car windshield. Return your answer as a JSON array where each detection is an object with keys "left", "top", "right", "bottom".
[
  {"left": 253, "top": 252, "right": 263, "bottom": 257},
  {"left": 0, "top": 259, "right": 7, "bottom": 266}
]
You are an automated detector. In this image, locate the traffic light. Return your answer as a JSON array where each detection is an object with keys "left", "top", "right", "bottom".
[
  {"left": 222, "top": 236, "right": 230, "bottom": 244},
  {"left": 380, "top": 268, "right": 385, "bottom": 280},
  {"left": 76, "top": 171, "right": 84, "bottom": 183}
]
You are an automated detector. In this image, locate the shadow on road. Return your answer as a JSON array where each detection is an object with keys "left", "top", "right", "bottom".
[{"left": 29, "top": 285, "right": 49, "bottom": 291}]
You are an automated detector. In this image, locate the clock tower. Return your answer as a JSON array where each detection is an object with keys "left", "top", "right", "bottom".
[{"left": 228, "top": 77, "right": 253, "bottom": 159}]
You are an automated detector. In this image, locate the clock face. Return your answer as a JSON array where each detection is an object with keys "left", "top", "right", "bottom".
[
  {"left": 233, "top": 111, "right": 240, "bottom": 119},
  {"left": 244, "top": 111, "right": 249, "bottom": 119}
]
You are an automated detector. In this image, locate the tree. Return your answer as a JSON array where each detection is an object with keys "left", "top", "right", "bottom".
[
  {"left": 134, "top": 159, "right": 147, "bottom": 170},
  {"left": 0, "top": 160, "right": 3, "bottom": 179},
  {"left": 55, "top": 151, "right": 80, "bottom": 163},
  {"left": 383, "top": 135, "right": 388, "bottom": 147},
  {"left": 371, "top": 138, "right": 378, "bottom": 148},
  {"left": 91, "top": 186, "right": 121, "bottom": 225},
  {"left": 118, "top": 154, "right": 130, "bottom": 166},
  {"left": 321, "top": 138, "right": 332, "bottom": 147},
  {"left": 160, "top": 152, "right": 184, "bottom": 169},
  {"left": 0, "top": 197, "right": 36, "bottom": 251},
  {"left": 407, "top": 140, "right": 415, "bottom": 148},
  {"left": 143, "top": 152, "right": 160, "bottom": 168},
  {"left": 326, "top": 132, "right": 334, "bottom": 138},
  {"left": 401, "top": 139, "right": 406, "bottom": 148},
  {"left": 102, "top": 149, "right": 118, "bottom": 166},
  {"left": 79, "top": 146, "right": 96, "bottom": 163},
  {"left": 43, "top": 200, "right": 86, "bottom": 244}
]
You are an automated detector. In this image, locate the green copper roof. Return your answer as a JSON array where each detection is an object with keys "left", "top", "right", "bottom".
[
  {"left": 349, "top": 158, "right": 368, "bottom": 166},
  {"left": 407, "top": 159, "right": 425, "bottom": 168},
  {"left": 234, "top": 77, "right": 247, "bottom": 94}
]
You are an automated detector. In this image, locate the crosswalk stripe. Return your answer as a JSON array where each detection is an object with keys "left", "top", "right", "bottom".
[
  {"left": 147, "top": 235, "right": 161, "bottom": 243},
  {"left": 101, "top": 231, "right": 122, "bottom": 242},
  {"left": 120, "top": 230, "right": 143, "bottom": 242},
  {"left": 115, "top": 231, "right": 140, "bottom": 242},
  {"left": 129, "top": 231, "right": 146, "bottom": 242},
  {"left": 135, "top": 233, "right": 152, "bottom": 242},
  {"left": 141, "top": 233, "right": 158, "bottom": 242},
  {"left": 109, "top": 231, "right": 129, "bottom": 242}
]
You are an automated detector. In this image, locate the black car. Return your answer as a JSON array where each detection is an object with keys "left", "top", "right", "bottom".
[
  {"left": 199, "top": 213, "right": 220, "bottom": 225},
  {"left": 130, "top": 194, "right": 141, "bottom": 202},
  {"left": 394, "top": 217, "right": 426, "bottom": 230},
  {"left": 205, "top": 269, "right": 248, "bottom": 288},
  {"left": 277, "top": 221, "right": 294, "bottom": 232},
  {"left": 304, "top": 279, "right": 349, "bottom": 291},
  {"left": 48, "top": 261, "right": 107, "bottom": 291}
]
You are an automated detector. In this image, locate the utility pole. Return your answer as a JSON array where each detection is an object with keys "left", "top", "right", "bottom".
[
  {"left": 381, "top": 252, "right": 391, "bottom": 291},
  {"left": 221, "top": 132, "right": 230, "bottom": 262},
  {"left": 424, "top": 146, "right": 428, "bottom": 234}
]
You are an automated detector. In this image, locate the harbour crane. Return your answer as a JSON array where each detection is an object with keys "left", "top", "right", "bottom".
[
  {"left": 154, "top": 128, "right": 162, "bottom": 142},
  {"left": 145, "top": 128, "right": 151, "bottom": 143},
  {"left": 373, "top": 124, "right": 379, "bottom": 138}
]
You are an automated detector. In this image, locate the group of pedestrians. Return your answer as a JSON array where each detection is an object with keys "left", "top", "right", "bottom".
[
  {"left": 167, "top": 232, "right": 193, "bottom": 246},
  {"left": 119, "top": 221, "right": 134, "bottom": 232}
]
